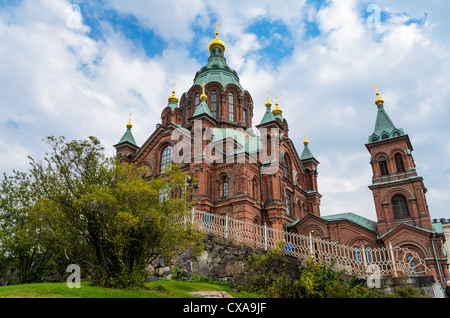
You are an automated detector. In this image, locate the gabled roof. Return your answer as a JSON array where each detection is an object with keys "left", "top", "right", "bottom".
[
  {"left": 379, "top": 221, "right": 442, "bottom": 240},
  {"left": 321, "top": 212, "right": 378, "bottom": 232},
  {"left": 192, "top": 99, "right": 213, "bottom": 118},
  {"left": 208, "top": 127, "right": 261, "bottom": 155}
]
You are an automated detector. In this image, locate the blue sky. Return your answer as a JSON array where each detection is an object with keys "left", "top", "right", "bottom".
[{"left": 0, "top": 0, "right": 449, "bottom": 221}]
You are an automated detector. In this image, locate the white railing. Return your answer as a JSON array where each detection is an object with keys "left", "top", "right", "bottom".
[{"left": 186, "top": 210, "right": 431, "bottom": 279}]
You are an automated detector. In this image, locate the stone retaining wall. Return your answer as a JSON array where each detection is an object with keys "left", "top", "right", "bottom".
[{"left": 148, "top": 234, "right": 440, "bottom": 298}]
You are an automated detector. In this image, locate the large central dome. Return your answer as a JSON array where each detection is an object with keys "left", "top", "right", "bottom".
[{"left": 192, "top": 28, "right": 243, "bottom": 93}]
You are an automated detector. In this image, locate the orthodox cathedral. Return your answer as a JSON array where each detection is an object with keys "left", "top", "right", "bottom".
[{"left": 114, "top": 27, "right": 448, "bottom": 283}]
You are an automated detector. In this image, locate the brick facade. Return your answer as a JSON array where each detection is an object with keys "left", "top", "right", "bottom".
[{"left": 114, "top": 31, "right": 448, "bottom": 283}]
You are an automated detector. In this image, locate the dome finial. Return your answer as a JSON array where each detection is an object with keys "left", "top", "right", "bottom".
[
  {"left": 272, "top": 96, "right": 283, "bottom": 114},
  {"left": 265, "top": 90, "right": 272, "bottom": 107},
  {"left": 303, "top": 130, "right": 309, "bottom": 145},
  {"left": 127, "top": 112, "right": 132, "bottom": 129},
  {"left": 200, "top": 82, "right": 207, "bottom": 100},
  {"left": 208, "top": 21, "right": 226, "bottom": 52},
  {"left": 373, "top": 84, "right": 384, "bottom": 106},
  {"left": 168, "top": 83, "right": 178, "bottom": 103}
]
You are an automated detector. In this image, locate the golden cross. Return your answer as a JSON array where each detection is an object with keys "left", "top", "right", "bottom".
[
  {"left": 275, "top": 96, "right": 278, "bottom": 103},
  {"left": 373, "top": 84, "right": 380, "bottom": 93},
  {"left": 213, "top": 21, "right": 221, "bottom": 32},
  {"left": 202, "top": 82, "right": 206, "bottom": 93}
]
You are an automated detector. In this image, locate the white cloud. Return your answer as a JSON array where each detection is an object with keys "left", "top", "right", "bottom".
[{"left": 1, "top": 0, "right": 449, "bottom": 222}]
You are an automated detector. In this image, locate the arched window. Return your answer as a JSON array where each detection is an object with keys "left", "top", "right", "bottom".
[
  {"left": 286, "top": 191, "right": 291, "bottom": 216},
  {"left": 211, "top": 90, "right": 217, "bottom": 119},
  {"left": 407, "top": 255, "right": 417, "bottom": 275},
  {"left": 354, "top": 248, "right": 362, "bottom": 264},
  {"left": 229, "top": 93, "right": 234, "bottom": 121},
  {"left": 195, "top": 93, "right": 200, "bottom": 110},
  {"left": 392, "top": 195, "right": 410, "bottom": 219},
  {"left": 282, "top": 155, "right": 289, "bottom": 179},
  {"left": 252, "top": 178, "right": 258, "bottom": 200},
  {"left": 222, "top": 176, "right": 228, "bottom": 198},
  {"left": 366, "top": 247, "right": 373, "bottom": 263},
  {"left": 395, "top": 153, "right": 405, "bottom": 172},
  {"left": 378, "top": 156, "right": 389, "bottom": 176},
  {"left": 160, "top": 145, "right": 173, "bottom": 174},
  {"left": 243, "top": 107, "right": 246, "bottom": 126}
]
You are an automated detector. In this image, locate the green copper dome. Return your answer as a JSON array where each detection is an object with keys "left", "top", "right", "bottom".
[{"left": 192, "top": 45, "right": 244, "bottom": 93}]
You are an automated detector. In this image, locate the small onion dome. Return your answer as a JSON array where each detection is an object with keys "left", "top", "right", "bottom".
[
  {"left": 208, "top": 29, "right": 226, "bottom": 53},
  {"left": 265, "top": 92, "right": 272, "bottom": 107},
  {"left": 375, "top": 91, "right": 384, "bottom": 106},
  {"left": 168, "top": 88, "right": 178, "bottom": 103},
  {"left": 373, "top": 85, "right": 384, "bottom": 106},
  {"left": 303, "top": 131, "right": 309, "bottom": 145},
  {"left": 126, "top": 114, "right": 132, "bottom": 129},
  {"left": 272, "top": 98, "right": 282, "bottom": 115}
]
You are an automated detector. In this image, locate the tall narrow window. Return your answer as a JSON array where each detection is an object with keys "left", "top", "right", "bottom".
[
  {"left": 395, "top": 153, "right": 405, "bottom": 172},
  {"left": 211, "top": 90, "right": 217, "bottom": 119},
  {"left": 378, "top": 156, "right": 389, "bottom": 176},
  {"left": 282, "top": 155, "right": 289, "bottom": 179},
  {"left": 366, "top": 247, "right": 373, "bottom": 263},
  {"left": 160, "top": 145, "right": 173, "bottom": 174},
  {"left": 354, "top": 248, "right": 362, "bottom": 264},
  {"left": 243, "top": 107, "right": 246, "bottom": 126},
  {"left": 229, "top": 93, "right": 234, "bottom": 121},
  {"left": 222, "top": 177, "right": 228, "bottom": 198},
  {"left": 392, "top": 195, "right": 410, "bottom": 219},
  {"left": 286, "top": 192, "right": 291, "bottom": 216},
  {"left": 407, "top": 255, "right": 417, "bottom": 275},
  {"left": 195, "top": 93, "right": 200, "bottom": 111},
  {"left": 252, "top": 178, "right": 258, "bottom": 200}
]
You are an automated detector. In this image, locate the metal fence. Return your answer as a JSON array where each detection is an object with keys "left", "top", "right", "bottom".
[{"left": 188, "top": 209, "right": 431, "bottom": 279}]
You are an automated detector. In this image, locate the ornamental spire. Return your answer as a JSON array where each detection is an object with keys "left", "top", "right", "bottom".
[
  {"left": 168, "top": 83, "right": 178, "bottom": 103},
  {"left": 265, "top": 91, "right": 272, "bottom": 107},
  {"left": 127, "top": 112, "right": 132, "bottom": 129},
  {"left": 373, "top": 84, "right": 384, "bottom": 106},
  {"left": 208, "top": 21, "right": 226, "bottom": 52},
  {"left": 272, "top": 96, "right": 283, "bottom": 115}
]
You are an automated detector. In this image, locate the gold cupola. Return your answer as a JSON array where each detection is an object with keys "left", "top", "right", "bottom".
[
  {"left": 168, "top": 83, "right": 178, "bottom": 103},
  {"left": 373, "top": 84, "right": 384, "bottom": 106},
  {"left": 126, "top": 113, "right": 133, "bottom": 129},
  {"left": 208, "top": 22, "right": 226, "bottom": 53},
  {"left": 272, "top": 96, "right": 283, "bottom": 115}
]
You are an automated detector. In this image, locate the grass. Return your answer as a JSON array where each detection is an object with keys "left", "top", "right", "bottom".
[{"left": 0, "top": 280, "right": 257, "bottom": 298}]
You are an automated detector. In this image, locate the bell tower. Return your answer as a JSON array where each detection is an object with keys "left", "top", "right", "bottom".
[{"left": 365, "top": 86, "right": 432, "bottom": 236}]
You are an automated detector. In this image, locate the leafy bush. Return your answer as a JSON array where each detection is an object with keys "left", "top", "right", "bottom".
[{"left": 236, "top": 250, "right": 388, "bottom": 298}]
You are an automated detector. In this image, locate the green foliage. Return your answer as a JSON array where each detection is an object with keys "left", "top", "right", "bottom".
[
  {"left": 0, "top": 136, "right": 203, "bottom": 288},
  {"left": 236, "top": 251, "right": 388, "bottom": 298}
]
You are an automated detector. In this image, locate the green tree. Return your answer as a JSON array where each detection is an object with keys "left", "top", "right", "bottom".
[
  {"left": 1, "top": 136, "right": 203, "bottom": 288},
  {"left": 0, "top": 171, "right": 53, "bottom": 284}
]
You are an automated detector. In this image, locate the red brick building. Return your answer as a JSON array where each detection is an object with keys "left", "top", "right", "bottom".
[{"left": 114, "top": 29, "right": 448, "bottom": 283}]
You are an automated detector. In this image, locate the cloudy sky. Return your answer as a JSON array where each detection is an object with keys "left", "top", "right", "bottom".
[{"left": 0, "top": 0, "right": 449, "bottom": 221}]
